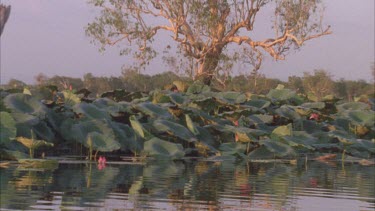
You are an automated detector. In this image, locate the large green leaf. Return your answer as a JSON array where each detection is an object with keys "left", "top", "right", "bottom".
[
  {"left": 153, "top": 119, "right": 197, "bottom": 143},
  {"left": 133, "top": 102, "right": 172, "bottom": 119},
  {"left": 110, "top": 122, "right": 143, "bottom": 153},
  {"left": 336, "top": 102, "right": 370, "bottom": 112},
  {"left": 219, "top": 142, "right": 248, "bottom": 158},
  {"left": 185, "top": 114, "right": 199, "bottom": 135},
  {"left": 266, "top": 88, "right": 296, "bottom": 102},
  {"left": 248, "top": 145, "right": 275, "bottom": 159},
  {"left": 86, "top": 132, "right": 120, "bottom": 152},
  {"left": 144, "top": 137, "right": 185, "bottom": 159},
  {"left": 340, "top": 110, "right": 375, "bottom": 127},
  {"left": 0, "top": 112, "right": 16, "bottom": 145},
  {"left": 215, "top": 92, "right": 247, "bottom": 104},
  {"left": 244, "top": 99, "right": 271, "bottom": 109},
  {"left": 4, "top": 93, "right": 45, "bottom": 114},
  {"left": 10, "top": 112, "right": 54, "bottom": 141},
  {"left": 300, "top": 102, "right": 325, "bottom": 109},
  {"left": 73, "top": 102, "right": 110, "bottom": 120},
  {"left": 129, "top": 115, "right": 153, "bottom": 139},
  {"left": 70, "top": 119, "right": 115, "bottom": 145},
  {"left": 61, "top": 91, "right": 81, "bottom": 107},
  {"left": 271, "top": 124, "right": 293, "bottom": 138},
  {"left": 186, "top": 82, "right": 211, "bottom": 94},
  {"left": 248, "top": 114, "right": 274, "bottom": 125},
  {"left": 168, "top": 92, "right": 187, "bottom": 105},
  {"left": 275, "top": 105, "right": 301, "bottom": 120},
  {"left": 259, "top": 139, "right": 296, "bottom": 158}
]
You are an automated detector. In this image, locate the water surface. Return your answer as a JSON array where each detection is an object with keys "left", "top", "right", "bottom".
[{"left": 0, "top": 159, "right": 374, "bottom": 210}]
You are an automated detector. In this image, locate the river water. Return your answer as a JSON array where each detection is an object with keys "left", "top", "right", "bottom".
[{"left": 0, "top": 159, "right": 374, "bottom": 211}]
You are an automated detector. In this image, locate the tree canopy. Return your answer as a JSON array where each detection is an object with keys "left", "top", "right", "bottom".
[{"left": 87, "top": 0, "right": 331, "bottom": 84}]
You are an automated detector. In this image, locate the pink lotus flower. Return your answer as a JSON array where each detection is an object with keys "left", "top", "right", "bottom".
[
  {"left": 309, "top": 113, "right": 319, "bottom": 121},
  {"left": 98, "top": 156, "right": 107, "bottom": 170}
]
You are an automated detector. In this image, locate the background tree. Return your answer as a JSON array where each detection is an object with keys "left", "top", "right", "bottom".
[
  {"left": 34, "top": 73, "right": 49, "bottom": 86},
  {"left": 302, "top": 69, "right": 333, "bottom": 101},
  {"left": 86, "top": 0, "right": 331, "bottom": 85},
  {"left": 287, "top": 75, "right": 304, "bottom": 94},
  {"left": 6, "top": 79, "right": 26, "bottom": 89},
  {"left": 0, "top": 4, "right": 11, "bottom": 36}
]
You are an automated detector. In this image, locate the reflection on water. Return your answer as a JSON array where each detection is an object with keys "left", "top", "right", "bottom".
[{"left": 0, "top": 160, "right": 374, "bottom": 211}]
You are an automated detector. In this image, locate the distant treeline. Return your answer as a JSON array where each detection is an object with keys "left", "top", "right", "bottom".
[{"left": 2, "top": 69, "right": 374, "bottom": 102}]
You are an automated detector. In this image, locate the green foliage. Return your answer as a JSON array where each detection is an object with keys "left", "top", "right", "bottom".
[
  {"left": 144, "top": 137, "right": 185, "bottom": 159},
  {"left": 1, "top": 83, "right": 374, "bottom": 161},
  {"left": 0, "top": 112, "right": 16, "bottom": 145}
]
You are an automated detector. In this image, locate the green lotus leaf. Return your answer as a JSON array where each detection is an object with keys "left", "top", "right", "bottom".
[
  {"left": 172, "top": 80, "right": 189, "bottom": 92},
  {"left": 266, "top": 88, "right": 296, "bottom": 102},
  {"left": 336, "top": 102, "right": 370, "bottom": 112},
  {"left": 86, "top": 131, "right": 121, "bottom": 152},
  {"left": 153, "top": 119, "right": 197, "bottom": 143},
  {"left": 144, "top": 137, "right": 185, "bottom": 159},
  {"left": 244, "top": 99, "right": 271, "bottom": 109},
  {"left": 109, "top": 122, "right": 143, "bottom": 153},
  {"left": 129, "top": 115, "right": 153, "bottom": 139},
  {"left": 168, "top": 92, "right": 186, "bottom": 105},
  {"left": 275, "top": 105, "right": 301, "bottom": 120},
  {"left": 4, "top": 93, "right": 46, "bottom": 114},
  {"left": 32, "top": 121, "right": 55, "bottom": 142},
  {"left": 248, "top": 114, "right": 274, "bottom": 125},
  {"left": 59, "top": 118, "right": 77, "bottom": 142},
  {"left": 300, "top": 102, "right": 325, "bottom": 109},
  {"left": 92, "top": 98, "right": 117, "bottom": 108},
  {"left": 61, "top": 91, "right": 81, "bottom": 107},
  {"left": 219, "top": 142, "right": 248, "bottom": 158},
  {"left": 213, "top": 124, "right": 266, "bottom": 143},
  {"left": 189, "top": 98, "right": 218, "bottom": 113},
  {"left": 16, "top": 130, "right": 54, "bottom": 158},
  {"left": 0, "top": 112, "right": 16, "bottom": 145},
  {"left": 215, "top": 92, "right": 247, "bottom": 104},
  {"left": 341, "top": 110, "right": 375, "bottom": 127},
  {"left": 73, "top": 102, "right": 110, "bottom": 120},
  {"left": 247, "top": 145, "right": 275, "bottom": 159},
  {"left": 45, "top": 108, "right": 74, "bottom": 131},
  {"left": 185, "top": 114, "right": 199, "bottom": 135},
  {"left": 151, "top": 89, "right": 171, "bottom": 104},
  {"left": 271, "top": 124, "right": 293, "bottom": 138},
  {"left": 101, "top": 89, "right": 134, "bottom": 102},
  {"left": 186, "top": 82, "right": 211, "bottom": 94},
  {"left": 133, "top": 102, "right": 172, "bottom": 119},
  {"left": 0, "top": 149, "right": 28, "bottom": 160},
  {"left": 346, "top": 139, "right": 375, "bottom": 154},
  {"left": 328, "top": 130, "right": 357, "bottom": 145},
  {"left": 279, "top": 135, "right": 316, "bottom": 150},
  {"left": 70, "top": 119, "right": 115, "bottom": 145},
  {"left": 218, "top": 109, "right": 253, "bottom": 122},
  {"left": 196, "top": 126, "right": 217, "bottom": 148},
  {"left": 187, "top": 108, "right": 232, "bottom": 125},
  {"left": 259, "top": 139, "right": 296, "bottom": 158},
  {"left": 11, "top": 112, "right": 39, "bottom": 125}
]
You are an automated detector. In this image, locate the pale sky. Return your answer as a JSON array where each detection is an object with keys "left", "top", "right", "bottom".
[{"left": 0, "top": 0, "right": 374, "bottom": 84}]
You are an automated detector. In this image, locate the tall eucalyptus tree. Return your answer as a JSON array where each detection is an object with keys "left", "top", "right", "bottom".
[{"left": 87, "top": 0, "right": 331, "bottom": 85}]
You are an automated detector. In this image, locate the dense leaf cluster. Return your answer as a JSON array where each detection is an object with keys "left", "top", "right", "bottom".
[{"left": 1, "top": 82, "right": 374, "bottom": 160}]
